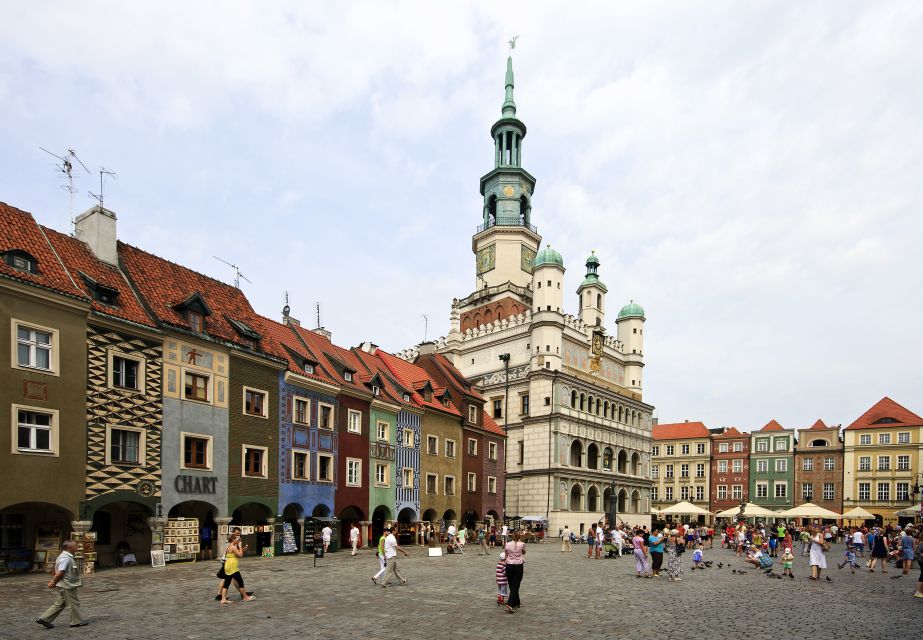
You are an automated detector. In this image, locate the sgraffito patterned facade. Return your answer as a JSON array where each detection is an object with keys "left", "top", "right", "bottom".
[{"left": 85, "top": 323, "right": 163, "bottom": 508}]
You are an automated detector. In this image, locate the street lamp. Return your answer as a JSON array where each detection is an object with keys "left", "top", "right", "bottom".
[
  {"left": 608, "top": 480, "right": 618, "bottom": 528},
  {"left": 498, "top": 353, "right": 511, "bottom": 524}
]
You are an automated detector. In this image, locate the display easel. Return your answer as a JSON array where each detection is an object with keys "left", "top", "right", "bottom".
[
  {"left": 163, "top": 517, "right": 199, "bottom": 563},
  {"left": 35, "top": 527, "right": 63, "bottom": 574}
]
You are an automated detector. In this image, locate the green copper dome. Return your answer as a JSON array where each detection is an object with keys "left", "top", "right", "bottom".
[
  {"left": 585, "top": 252, "right": 600, "bottom": 267},
  {"left": 617, "top": 300, "right": 645, "bottom": 320},
  {"left": 533, "top": 244, "right": 564, "bottom": 268}
]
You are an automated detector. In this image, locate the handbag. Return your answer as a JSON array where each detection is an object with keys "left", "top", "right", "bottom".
[{"left": 216, "top": 555, "right": 227, "bottom": 579}]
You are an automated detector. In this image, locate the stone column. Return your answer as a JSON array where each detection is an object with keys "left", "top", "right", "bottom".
[
  {"left": 215, "top": 516, "right": 232, "bottom": 553},
  {"left": 147, "top": 516, "right": 167, "bottom": 551},
  {"left": 266, "top": 517, "right": 276, "bottom": 556},
  {"left": 296, "top": 518, "right": 306, "bottom": 552},
  {"left": 360, "top": 521, "right": 372, "bottom": 548}
]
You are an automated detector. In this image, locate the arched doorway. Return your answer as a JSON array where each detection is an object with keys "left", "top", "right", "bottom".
[
  {"left": 617, "top": 489, "right": 627, "bottom": 514},
  {"left": 312, "top": 503, "right": 330, "bottom": 517},
  {"left": 89, "top": 500, "right": 154, "bottom": 567},
  {"left": 587, "top": 486, "right": 600, "bottom": 512},
  {"left": 338, "top": 506, "right": 365, "bottom": 549},
  {"left": 463, "top": 509, "right": 479, "bottom": 530},
  {"left": 232, "top": 502, "right": 274, "bottom": 556},
  {"left": 397, "top": 507, "right": 416, "bottom": 545},
  {"left": 570, "top": 441, "right": 583, "bottom": 467},
  {"left": 0, "top": 502, "right": 73, "bottom": 573},
  {"left": 282, "top": 503, "right": 304, "bottom": 552},
  {"left": 372, "top": 505, "right": 392, "bottom": 545},
  {"left": 570, "top": 484, "right": 583, "bottom": 511}
]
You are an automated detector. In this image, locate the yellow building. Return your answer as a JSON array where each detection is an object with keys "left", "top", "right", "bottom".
[
  {"left": 843, "top": 397, "right": 923, "bottom": 525},
  {"left": 651, "top": 421, "right": 712, "bottom": 518}
]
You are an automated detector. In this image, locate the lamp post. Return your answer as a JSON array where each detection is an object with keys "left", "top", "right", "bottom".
[
  {"left": 498, "top": 353, "right": 511, "bottom": 524},
  {"left": 608, "top": 480, "right": 618, "bottom": 529}
]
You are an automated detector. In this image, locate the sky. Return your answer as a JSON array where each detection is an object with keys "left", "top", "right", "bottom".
[{"left": 1, "top": 1, "right": 921, "bottom": 432}]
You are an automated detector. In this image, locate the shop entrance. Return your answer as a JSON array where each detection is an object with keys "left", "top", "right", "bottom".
[
  {"left": 397, "top": 507, "right": 416, "bottom": 545},
  {"left": 463, "top": 509, "right": 479, "bottom": 530},
  {"left": 371, "top": 505, "right": 391, "bottom": 545},
  {"left": 231, "top": 502, "right": 273, "bottom": 556},
  {"left": 0, "top": 502, "right": 73, "bottom": 574},
  {"left": 312, "top": 504, "right": 330, "bottom": 517},
  {"left": 168, "top": 500, "right": 218, "bottom": 557},
  {"left": 282, "top": 503, "right": 304, "bottom": 552},
  {"left": 338, "top": 506, "right": 364, "bottom": 549},
  {"left": 89, "top": 500, "right": 153, "bottom": 567}
]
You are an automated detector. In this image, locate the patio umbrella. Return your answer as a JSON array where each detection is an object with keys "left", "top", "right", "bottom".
[
  {"left": 658, "top": 501, "right": 711, "bottom": 516},
  {"left": 777, "top": 503, "right": 841, "bottom": 519},
  {"left": 714, "top": 503, "right": 778, "bottom": 519},
  {"left": 895, "top": 504, "right": 922, "bottom": 517},
  {"left": 841, "top": 507, "right": 875, "bottom": 520}
]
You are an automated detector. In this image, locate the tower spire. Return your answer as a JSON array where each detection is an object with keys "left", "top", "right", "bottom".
[{"left": 502, "top": 55, "right": 516, "bottom": 118}]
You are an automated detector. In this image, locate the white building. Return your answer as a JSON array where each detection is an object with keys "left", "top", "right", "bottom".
[{"left": 398, "top": 55, "right": 654, "bottom": 534}]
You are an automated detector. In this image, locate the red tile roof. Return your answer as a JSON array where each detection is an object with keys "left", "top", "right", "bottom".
[
  {"left": 712, "top": 426, "right": 746, "bottom": 438},
  {"left": 42, "top": 226, "right": 156, "bottom": 328},
  {"left": 807, "top": 419, "right": 829, "bottom": 431},
  {"left": 422, "top": 352, "right": 485, "bottom": 401},
  {"left": 289, "top": 325, "right": 371, "bottom": 396},
  {"left": 256, "top": 317, "right": 339, "bottom": 386},
  {"left": 351, "top": 347, "right": 416, "bottom": 409},
  {"left": 759, "top": 419, "right": 785, "bottom": 432},
  {"left": 845, "top": 397, "right": 923, "bottom": 430},
  {"left": 0, "top": 202, "right": 87, "bottom": 300},
  {"left": 118, "top": 242, "right": 285, "bottom": 360},
  {"left": 653, "top": 421, "right": 711, "bottom": 440},
  {"left": 376, "top": 350, "right": 461, "bottom": 417},
  {"left": 481, "top": 410, "right": 505, "bottom": 437}
]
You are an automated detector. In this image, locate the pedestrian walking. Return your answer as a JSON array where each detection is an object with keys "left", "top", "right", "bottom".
[
  {"left": 851, "top": 527, "right": 865, "bottom": 557},
  {"left": 913, "top": 531, "right": 923, "bottom": 599},
  {"left": 478, "top": 526, "right": 489, "bottom": 555},
  {"left": 648, "top": 529, "right": 664, "bottom": 577},
  {"left": 586, "top": 524, "right": 596, "bottom": 559},
  {"left": 595, "top": 524, "right": 604, "bottom": 559},
  {"left": 321, "top": 524, "right": 332, "bottom": 553},
  {"left": 899, "top": 530, "right": 915, "bottom": 575},
  {"left": 219, "top": 532, "right": 255, "bottom": 604},
  {"left": 808, "top": 525, "right": 828, "bottom": 581},
  {"left": 378, "top": 526, "right": 408, "bottom": 588},
  {"left": 503, "top": 530, "right": 526, "bottom": 612},
  {"left": 372, "top": 530, "right": 387, "bottom": 584},
  {"left": 782, "top": 547, "right": 795, "bottom": 577},
  {"left": 214, "top": 527, "right": 253, "bottom": 601},
  {"left": 495, "top": 552, "right": 509, "bottom": 606},
  {"left": 349, "top": 523, "right": 360, "bottom": 556},
  {"left": 632, "top": 529, "right": 652, "bottom": 578},
  {"left": 868, "top": 529, "right": 890, "bottom": 573},
  {"left": 561, "top": 525, "right": 572, "bottom": 552},
  {"left": 35, "top": 540, "right": 87, "bottom": 629}
]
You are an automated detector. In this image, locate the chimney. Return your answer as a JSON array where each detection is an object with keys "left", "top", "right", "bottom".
[
  {"left": 359, "top": 341, "right": 378, "bottom": 354},
  {"left": 417, "top": 341, "right": 436, "bottom": 356},
  {"left": 312, "top": 327, "right": 332, "bottom": 340},
  {"left": 74, "top": 205, "right": 118, "bottom": 265}
]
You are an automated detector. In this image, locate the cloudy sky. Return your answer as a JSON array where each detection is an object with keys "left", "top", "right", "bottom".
[{"left": 2, "top": 1, "right": 921, "bottom": 431}]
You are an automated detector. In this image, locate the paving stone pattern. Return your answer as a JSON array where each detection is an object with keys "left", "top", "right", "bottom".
[{"left": 1, "top": 542, "right": 919, "bottom": 639}]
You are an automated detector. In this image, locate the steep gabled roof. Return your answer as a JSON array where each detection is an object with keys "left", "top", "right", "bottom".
[
  {"left": 376, "top": 350, "right": 461, "bottom": 417},
  {"left": 416, "top": 352, "right": 485, "bottom": 402},
  {"left": 653, "top": 421, "right": 711, "bottom": 440},
  {"left": 759, "top": 419, "right": 786, "bottom": 432},
  {"left": 846, "top": 397, "right": 923, "bottom": 430},
  {"left": 42, "top": 226, "right": 155, "bottom": 328},
  {"left": 712, "top": 426, "right": 746, "bottom": 439},
  {"left": 481, "top": 410, "right": 506, "bottom": 437},
  {"left": 0, "top": 202, "right": 87, "bottom": 301},
  {"left": 256, "top": 317, "right": 339, "bottom": 387},
  {"left": 808, "top": 419, "right": 830, "bottom": 431},
  {"left": 351, "top": 347, "right": 413, "bottom": 408}
]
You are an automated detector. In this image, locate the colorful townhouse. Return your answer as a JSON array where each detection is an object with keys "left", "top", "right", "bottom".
[
  {"left": 843, "top": 397, "right": 923, "bottom": 525},
  {"left": 749, "top": 420, "right": 796, "bottom": 512},
  {"left": 414, "top": 346, "right": 507, "bottom": 526},
  {"left": 650, "top": 421, "right": 712, "bottom": 516},
  {"left": 709, "top": 426, "right": 750, "bottom": 513},
  {"left": 0, "top": 203, "right": 91, "bottom": 561},
  {"left": 793, "top": 419, "right": 843, "bottom": 515}
]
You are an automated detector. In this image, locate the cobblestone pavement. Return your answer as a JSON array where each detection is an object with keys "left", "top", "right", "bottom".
[{"left": 2, "top": 542, "right": 920, "bottom": 639}]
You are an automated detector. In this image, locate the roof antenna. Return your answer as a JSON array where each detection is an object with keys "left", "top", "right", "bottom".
[
  {"left": 213, "top": 256, "right": 252, "bottom": 289},
  {"left": 316, "top": 302, "right": 321, "bottom": 329},
  {"left": 40, "top": 147, "right": 90, "bottom": 235},
  {"left": 422, "top": 314, "right": 429, "bottom": 342},
  {"left": 88, "top": 166, "right": 117, "bottom": 210}
]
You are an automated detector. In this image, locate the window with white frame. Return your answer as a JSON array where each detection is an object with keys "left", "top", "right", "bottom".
[
  {"left": 757, "top": 459, "right": 768, "bottom": 473},
  {"left": 243, "top": 387, "right": 268, "bottom": 418},
  {"left": 823, "top": 457, "right": 835, "bottom": 471},
  {"left": 242, "top": 445, "right": 268, "bottom": 477},
  {"left": 717, "top": 485, "right": 728, "bottom": 500},
  {"left": 318, "top": 403, "right": 334, "bottom": 429},
  {"left": 774, "top": 482, "right": 787, "bottom": 499},
  {"left": 718, "top": 460, "right": 728, "bottom": 473},
  {"left": 13, "top": 321, "right": 57, "bottom": 373},
  {"left": 802, "top": 483, "right": 813, "bottom": 500},
  {"left": 348, "top": 410, "right": 362, "bottom": 434},
  {"left": 488, "top": 441, "right": 497, "bottom": 461},
  {"left": 467, "top": 438, "right": 477, "bottom": 456},
  {"left": 293, "top": 397, "right": 310, "bottom": 425},
  {"left": 181, "top": 433, "right": 212, "bottom": 469},
  {"left": 756, "top": 482, "right": 769, "bottom": 499},
  {"left": 652, "top": 445, "right": 660, "bottom": 456},
  {"left": 665, "top": 464, "right": 674, "bottom": 478},
  {"left": 651, "top": 486, "right": 659, "bottom": 501},
  {"left": 375, "top": 463, "right": 389, "bottom": 486},
  {"left": 877, "top": 482, "right": 890, "bottom": 501},
  {"left": 802, "top": 458, "right": 814, "bottom": 471},
  {"left": 681, "top": 444, "right": 690, "bottom": 455},
  {"left": 732, "top": 459, "right": 743, "bottom": 473},
  {"left": 896, "top": 482, "right": 910, "bottom": 501},
  {"left": 402, "top": 428, "right": 414, "bottom": 447},
  {"left": 426, "top": 473, "right": 438, "bottom": 494},
  {"left": 317, "top": 453, "right": 334, "bottom": 481},
  {"left": 858, "top": 456, "right": 871, "bottom": 471},
  {"left": 445, "top": 439, "right": 456, "bottom": 458},
  {"left": 695, "top": 463, "right": 705, "bottom": 478},
  {"left": 858, "top": 482, "right": 870, "bottom": 500},
  {"left": 823, "top": 483, "right": 835, "bottom": 501},
  {"left": 732, "top": 485, "right": 743, "bottom": 499},
  {"left": 651, "top": 464, "right": 659, "bottom": 479},
  {"left": 879, "top": 433, "right": 890, "bottom": 445},
  {"left": 733, "top": 442, "right": 743, "bottom": 452},
  {"left": 756, "top": 439, "right": 768, "bottom": 452},
  {"left": 109, "top": 352, "right": 143, "bottom": 391},
  {"left": 681, "top": 486, "right": 690, "bottom": 500},
  {"left": 680, "top": 463, "right": 689, "bottom": 478},
  {"left": 107, "top": 425, "right": 145, "bottom": 465},
  {"left": 291, "top": 450, "right": 309, "bottom": 479},
  {"left": 859, "top": 434, "right": 871, "bottom": 445},
  {"left": 696, "top": 443, "right": 706, "bottom": 455},
  {"left": 402, "top": 467, "right": 413, "bottom": 488},
  {"left": 375, "top": 420, "right": 389, "bottom": 441},
  {"left": 695, "top": 486, "right": 705, "bottom": 501},
  {"left": 878, "top": 456, "right": 890, "bottom": 471},
  {"left": 664, "top": 486, "right": 673, "bottom": 501},
  {"left": 897, "top": 455, "right": 910, "bottom": 470},
  {"left": 775, "top": 459, "right": 787, "bottom": 473},
  {"left": 719, "top": 443, "right": 728, "bottom": 453},
  {"left": 444, "top": 475, "right": 455, "bottom": 495},
  {"left": 487, "top": 476, "right": 497, "bottom": 494},
  {"left": 468, "top": 405, "right": 478, "bottom": 423},
  {"left": 774, "top": 438, "right": 787, "bottom": 451},
  {"left": 467, "top": 472, "right": 477, "bottom": 492},
  {"left": 665, "top": 445, "right": 674, "bottom": 456},
  {"left": 897, "top": 432, "right": 910, "bottom": 444},
  {"left": 346, "top": 458, "right": 362, "bottom": 486},
  {"left": 183, "top": 371, "right": 210, "bottom": 403},
  {"left": 13, "top": 406, "right": 58, "bottom": 455}
]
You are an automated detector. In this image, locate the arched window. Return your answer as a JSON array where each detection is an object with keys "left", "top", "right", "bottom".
[
  {"left": 570, "top": 440, "right": 583, "bottom": 467},
  {"left": 520, "top": 194, "right": 531, "bottom": 225},
  {"left": 631, "top": 490, "right": 641, "bottom": 514},
  {"left": 617, "top": 450, "right": 628, "bottom": 474},
  {"left": 596, "top": 293, "right": 602, "bottom": 309},
  {"left": 596, "top": 398, "right": 601, "bottom": 415},
  {"left": 587, "top": 444, "right": 599, "bottom": 470},
  {"left": 631, "top": 452, "right": 641, "bottom": 476},
  {"left": 570, "top": 391, "right": 577, "bottom": 409},
  {"left": 570, "top": 484, "right": 583, "bottom": 511},
  {"left": 484, "top": 309, "right": 493, "bottom": 324},
  {"left": 603, "top": 401, "right": 609, "bottom": 418},
  {"left": 579, "top": 394, "right": 586, "bottom": 411},
  {"left": 587, "top": 486, "right": 599, "bottom": 512},
  {"left": 602, "top": 447, "right": 613, "bottom": 471},
  {"left": 487, "top": 194, "right": 497, "bottom": 224},
  {"left": 617, "top": 489, "right": 627, "bottom": 513},
  {"left": 618, "top": 406, "right": 623, "bottom": 423},
  {"left": 810, "top": 439, "right": 828, "bottom": 447},
  {"left": 587, "top": 396, "right": 594, "bottom": 414}
]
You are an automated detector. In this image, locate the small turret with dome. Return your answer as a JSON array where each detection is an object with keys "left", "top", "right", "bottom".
[
  {"left": 530, "top": 243, "right": 565, "bottom": 372},
  {"left": 576, "top": 251, "right": 607, "bottom": 327},
  {"left": 533, "top": 244, "right": 563, "bottom": 268},
  {"left": 616, "top": 298, "right": 645, "bottom": 391}
]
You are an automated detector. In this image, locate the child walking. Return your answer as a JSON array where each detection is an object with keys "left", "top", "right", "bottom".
[
  {"left": 781, "top": 547, "right": 794, "bottom": 577},
  {"left": 691, "top": 544, "right": 704, "bottom": 570},
  {"left": 837, "top": 542, "right": 858, "bottom": 573},
  {"left": 495, "top": 552, "right": 509, "bottom": 606}
]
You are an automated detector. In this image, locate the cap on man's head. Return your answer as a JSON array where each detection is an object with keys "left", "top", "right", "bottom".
[{"left": 385, "top": 525, "right": 392, "bottom": 531}]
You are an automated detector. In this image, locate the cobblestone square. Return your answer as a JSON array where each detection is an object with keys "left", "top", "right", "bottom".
[{"left": 2, "top": 541, "right": 919, "bottom": 639}]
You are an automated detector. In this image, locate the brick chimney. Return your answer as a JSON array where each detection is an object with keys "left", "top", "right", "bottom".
[{"left": 74, "top": 205, "right": 118, "bottom": 265}]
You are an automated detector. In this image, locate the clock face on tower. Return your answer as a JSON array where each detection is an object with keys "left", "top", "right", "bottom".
[
  {"left": 476, "top": 245, "right": 496, "bottom": 275},
  {"left": 520, "top": 245, "right": 536, "bottom": 273}
]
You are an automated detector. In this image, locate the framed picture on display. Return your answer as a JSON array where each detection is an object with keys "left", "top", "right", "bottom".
[{"left": 150, "top": 551, "right": 166, "bottom": 568}]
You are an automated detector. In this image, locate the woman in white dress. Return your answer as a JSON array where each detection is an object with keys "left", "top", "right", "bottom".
[{"left": 808, "top": 525, "right": 827, "bottom": 581}]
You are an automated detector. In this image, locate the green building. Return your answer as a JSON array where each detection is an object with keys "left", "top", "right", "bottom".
[{"left": 749, "top": 420, "right": 796, "bottom": 512}]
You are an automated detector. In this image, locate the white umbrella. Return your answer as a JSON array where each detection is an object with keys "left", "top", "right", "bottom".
[
  {"left": 841, "top": 507, "right": 875, "bottom": 520},
  {"left": 777, "top": 503, "right": 841, "bottom": 519},
  {"left": 714, "top": 503, "right": 778, "bottom": 518},
  {"left": 658, "top": 501, "right": 711, "bottom": 516},
  {"left": 895, "top": 504, "right": 922, "bottom": 517}
]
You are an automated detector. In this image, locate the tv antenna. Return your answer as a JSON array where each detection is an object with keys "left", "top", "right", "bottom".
[
  {"left": 315, "top": 302, "right": 321, "bottom": 329},
  {"left": 422, "top": 314, "right": 429, "bottom": 342},
  {"left": 39, "top": 147, "right": 91, "bottom": 233},
  {"left": 213, "top": 256, "right": 252, "bottom": 288},
  {"left": 89, "top": 167, "right": 117, "bottom": 210}
]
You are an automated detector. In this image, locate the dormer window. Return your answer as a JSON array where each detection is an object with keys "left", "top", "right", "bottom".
[
  {"left": 173, "top": 291, "right": 213, "bottom": 335},
  {"left": 226, "top": 317, "right": 261, "bottom": 350},
  {"left": 187, "top": 310, "right": 204, "bottom": 333},
  {"left": 78, "top": 272, "right": 120, "bottom": 306},
  {"left": 2, "top": 250, "right": 38, "bottom": 274},
  {"left": 372, "top": 385, "right": 380, "bottom": 396},
  {"left": 344, "top": 371, "right": 353, "bottom": 382},
  {"left": 403, "top": 393, "right": 410, "bottom": 402},
  {"left": 304, "top": 363, "right": 315, "bottom": 374}
]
